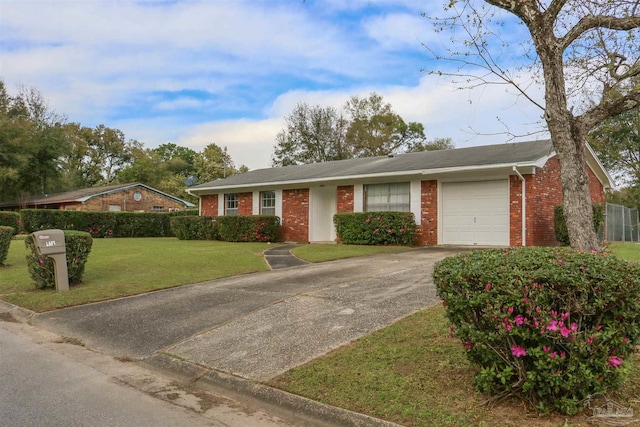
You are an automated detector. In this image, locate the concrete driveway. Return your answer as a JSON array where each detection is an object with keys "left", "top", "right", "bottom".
[{"left": 32, "top": 247, "right": 455, "bottom": 382}]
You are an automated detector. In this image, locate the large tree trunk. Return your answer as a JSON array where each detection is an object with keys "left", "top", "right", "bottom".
[{"left": 534, "top": 30, "right": 600, "bottom": 251}]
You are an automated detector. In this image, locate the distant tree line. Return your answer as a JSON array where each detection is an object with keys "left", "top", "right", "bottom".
[{"left": 0, "top": 80, "right": 245, "bottom": 204}]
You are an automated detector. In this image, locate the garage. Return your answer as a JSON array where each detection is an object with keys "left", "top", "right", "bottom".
[{"left": 441, "top": 180, "right": 510, "bottom": 246}]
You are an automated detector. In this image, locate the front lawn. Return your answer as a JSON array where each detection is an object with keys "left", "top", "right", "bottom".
[
  {"left": 0, "top": 238, "right": 406, "bottom": 312},
  {"left": 269, "top": 242, "right": 640, "bottom": 427}
]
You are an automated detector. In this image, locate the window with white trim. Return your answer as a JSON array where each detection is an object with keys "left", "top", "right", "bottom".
[
  {"left": 225, "top": 193, "right": 238, "bottom": 215},
  {"left": 364, "top": 183, "right": 410, "bottom": 212},
  {"left": 260, "top": 191, "right": 276, "bottom": 215}
]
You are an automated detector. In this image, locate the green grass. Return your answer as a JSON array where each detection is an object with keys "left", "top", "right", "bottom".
[
  {"left": 608, "top": 241, "right": 640, "bottom": 263},
  {"left": 0, "top": 238, "right": 407, "bottom": 312},
  {"left": 291, "top": 243, "right": 407, "bottom": 263},
  {"left": 0, "top": 238, "right": 272, "bottom": 312}
]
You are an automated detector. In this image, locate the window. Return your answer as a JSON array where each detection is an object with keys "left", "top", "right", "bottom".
[
  {"left": 364, "top": 183, "right": 410, "bottom": 212},
  {"left": 260, "top": 191, "right": 276, "bottom": 215},
  {"left": 153, "top": 206, "right": 164, "bottom": 211},
  {"left": 225, "top": 193, "right": 238, "bottom": 215},
  {"left": 108, "top": 204, "right": 122, "bottom": 212}
]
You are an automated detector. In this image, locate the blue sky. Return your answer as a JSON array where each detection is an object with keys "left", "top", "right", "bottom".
[{"left": 0, "top": 0, "right": 546, "bottom": 170}]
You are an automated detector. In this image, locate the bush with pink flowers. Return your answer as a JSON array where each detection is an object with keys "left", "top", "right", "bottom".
[{"left": 433, "top": 247, "right": 640, "bottom": 415}]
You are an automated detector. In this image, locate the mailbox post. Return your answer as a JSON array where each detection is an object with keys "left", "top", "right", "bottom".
[{"left": 33, "top": 230, "right": 69, "bottom": 292}]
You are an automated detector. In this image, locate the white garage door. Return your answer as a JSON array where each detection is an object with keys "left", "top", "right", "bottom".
[{"left": 442, "top": 180, "right": 509, "bottom": 246}]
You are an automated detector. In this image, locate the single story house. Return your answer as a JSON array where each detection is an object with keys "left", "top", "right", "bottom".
[
  {"left": 186, "top": 140, "right": 613, "bottom": 247},
  {"left": 0, "top": 182, "right": 196, "bottom": 213}
]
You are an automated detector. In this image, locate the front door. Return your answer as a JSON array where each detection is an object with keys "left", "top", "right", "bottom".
[{"left": 309, "top": 186, "right": 337, "bottom": 242}]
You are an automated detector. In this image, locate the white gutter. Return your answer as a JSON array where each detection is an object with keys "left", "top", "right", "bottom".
[{"left": 512, "top": 166, "right": 526, "bottom": 246}]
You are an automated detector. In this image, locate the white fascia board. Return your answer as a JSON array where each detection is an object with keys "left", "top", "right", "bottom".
[
  {"left": 420, "top": 161, "right": 545, "bottom": 176},
  {"left": 585, "top": 143, "right": 615, "bottom": 189}
]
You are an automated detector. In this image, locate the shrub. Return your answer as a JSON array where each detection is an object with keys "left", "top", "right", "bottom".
[
  {"left": 216, "top": 215, "right": 280, "bottom": 242},
  {"left": 25, "top": 230, "right": 93, "bottom": 289},
  {"left": 0, "top": 211, "right": 21, "bottom": 231},
  {"left": 433, "top": 247, "right": 640, "bottom": 415},
  {"left": 0, "top": 226, "right": 16, "bottom": 265},
  {"left": 554, "top": 204, "right": 604, "bottom": 245},
  {"left": 20, "top": 209, "right": 173, "bottom": 238},
  {"left": 170, "top": 216, "right": 218, "bottom": 240},
  {"left": 333, "top": 212, "right": 416, "bottom": 246}
]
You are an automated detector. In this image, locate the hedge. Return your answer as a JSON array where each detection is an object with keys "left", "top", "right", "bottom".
[
  {"left": 554, "top": 204, "right": 604, "bottom": 245},
  {"left": 0, "top": 226, "right": 16, "bottom": 265},
  {"left": 20, "top": 209, "right": 173, "bottom": 237},
  {"left": 170, "top": 216, "right": 218, "bottom": 240},
  {"left": 216, "top": 215, "right": 280, "bottom": 242},
  {"left": 25, "top": 230, "right": 93, "bottom": 289},
  {"left": 434, "top": 247, "right": 640, "bottom": 415},
  {"left": 0, "top": 211, "right": 21, "bottom": 231},
  {"left": 333, "top": 212, "right": 417, "bottom": 246}
]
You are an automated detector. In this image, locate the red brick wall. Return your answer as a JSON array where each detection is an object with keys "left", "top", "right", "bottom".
[
  {"left": 509, "top": 176, "right": 524, "bottom": 246},
  {"left": 201, "top": 194, "right": 218, "bottom": 216},
  {"left": 524, "top": 156, "right": 605, "bottom": 246},
  {"left": 237, "top": 192, "right": 253, "bottom": 216},
  {"left": 281, "top": 189, "right": 309, "bottom": 242},
  {"left": 416, "top": 180, "right": 438, "bottom": 246},
  {"left": 337, "top": 185, "right": 354, "bottom": 213},
  {"left": 80, "top": 186, "right": 188, "bottom": 212}
]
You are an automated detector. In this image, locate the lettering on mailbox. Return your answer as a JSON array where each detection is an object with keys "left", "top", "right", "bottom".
[{"left": 45, "top": 241, "right": 56, "bottom": 247}]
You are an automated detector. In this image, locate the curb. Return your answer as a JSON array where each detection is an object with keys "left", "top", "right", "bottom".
[
  {"left": 0, "top": 299, "right": 35, "bottom": 323},
  {"left": 144, "top": 353, "right": 404, "bottom": 427}
]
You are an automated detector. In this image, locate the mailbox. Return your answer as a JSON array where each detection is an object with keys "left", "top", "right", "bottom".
[{"left": 32, "top": 229, "right": 69, "bottom": 292}]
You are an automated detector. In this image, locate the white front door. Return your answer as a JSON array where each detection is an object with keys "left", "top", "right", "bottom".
[
  {"left": 309, "top": 186, "right": 337, "bottom": 242},
  {"left": 441, "top": 180, "right": 509, "bottom": 246}
]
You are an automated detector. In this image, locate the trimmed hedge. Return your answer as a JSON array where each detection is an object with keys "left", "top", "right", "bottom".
[
  {"left": 25, "top": 230, "right": 93, "bottom": 289},
  {"left": 334, "top": 212, "right": 417, "bottom": 246},
  {"left": 170, "top": 216, "right": 218, "bottom": 240},
  {"left": 216, "top": 215, "right": 280, "bottom": 242},
  {"left": 554, "top": 204, "right": 604, "bottom": 245},
  {"left": 434, "top": 247, "right": 640, "bottom": 415},
  {"left": 21, "top": 209, "right": 173, "bottom": 238},
  {"left": 0, "top": 226, "right": 16, "bottom": 265},
  {"left": 0, "top": 211, "right": 20, "bottom": 231}
]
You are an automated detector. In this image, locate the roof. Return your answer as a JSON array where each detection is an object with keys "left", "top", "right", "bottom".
[
  {"left": 0, "top": 183, "right": 196, "bottom": 208},
  {"left": 188, "top": 139, "right": 559, "bottom": 193}
]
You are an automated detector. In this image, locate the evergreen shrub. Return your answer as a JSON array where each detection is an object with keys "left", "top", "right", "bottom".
[
  {"left": 25, "top": 230, "right": 93, "bottom": 289},
  {"left": 554, "top": 204, "right": 604, "bottom": 245},
  {"left": 0, "top": 211, "right": 21, "bottom": 231},
  {"left": 216, "top": 215, "right": 280, "bottom": 242},
  {"left": 0, "top": 226, "right": 16, "bottom": 265},
  {"left": 333, "top": 212, "right": 416, "bottom": 246},
  {"left": 170, "top": 216, "right": 218, "bottom": 240},
  {"left": 433, "top": 247, "right": 640, "bottom": 415}
]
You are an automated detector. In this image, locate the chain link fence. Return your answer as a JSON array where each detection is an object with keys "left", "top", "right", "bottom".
[{"left": 606, "top": 203, "right": 639, "bottom": 242}]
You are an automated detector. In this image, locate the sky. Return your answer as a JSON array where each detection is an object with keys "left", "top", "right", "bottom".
[{"left": 0, "top": 0, "right": 548, "bottom": 171}]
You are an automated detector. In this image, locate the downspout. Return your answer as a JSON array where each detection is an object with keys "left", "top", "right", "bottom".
[{"left": 512, "top": 166, "right": 526, "bottom": 246}]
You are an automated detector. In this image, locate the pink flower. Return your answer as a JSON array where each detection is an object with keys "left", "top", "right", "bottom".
[
  {"left": 514, "top": 314, "right": 526, "bottom": 326},
  {"left": 543, "top": 346, "right": 551, "bottom": 353},
  {"left": 557, "top": 258, "right": 563, "bottom": 264},
  {"left": 609, "top": 356, "right": 623, "bottom": 368},
  {"left": 560, "top": 325, "right": 572, "bottom": 338},
  {"left": 464, "top": 342, "right": 472, "bottom": 350},
  {"left": 561, "top": 312, "right": 570, "bottom": 320},
  {"left": 550, "top": 352, "right": 558, "bottom": 359},
  {"left": 587, "top": 336, "right": 594, "bottom": 345},
  {"left": 546, "top": 320, "right": 559, "bottom": 332},
  {"left": 511, "top": 345, "right": 527, "bottom": 358},
  {"left": 39, "top": 259, "right": 45, "bottom": 265},
  {"left": 560, "top": 352, "right": 566, "bottom": 358},
  {"left": 508, "top": 307, "right": 514, "bottom": 314},
  {"left": 485, "top": 284, "right": 492, "bottom": 291}
]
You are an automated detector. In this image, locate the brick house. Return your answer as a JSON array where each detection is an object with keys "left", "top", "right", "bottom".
[
  {"left": 0, "top": 183, "right": 195, "bottom": 212},
  {"left": 186, "top": 140, "right": 613, "bottom": 246}
]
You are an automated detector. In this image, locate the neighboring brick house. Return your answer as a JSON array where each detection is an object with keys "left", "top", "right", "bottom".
[
  {"left": 186, "top": 140, "right": 612, "bottom": 247},
  {"left": 0, "top": 183, "right": 195, "bottom": 212}
]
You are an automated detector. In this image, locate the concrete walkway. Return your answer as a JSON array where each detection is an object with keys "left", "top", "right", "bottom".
[
  {"left": 263, "top": 244, "right": 310, "bottom": 269},
  {"left": 22, "top": 247, "right": 456, "bottom": 426}
]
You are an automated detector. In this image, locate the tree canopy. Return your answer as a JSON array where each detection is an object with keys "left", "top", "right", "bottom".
[
  {"left": 0, "top": 80, "right": 246, "bottom": 204},
  {"left": 427, "top": 0, "right": 640, "bottom": 251},
  {"left": 271, "top": 92, "right": 453, "bottom": 167}
]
